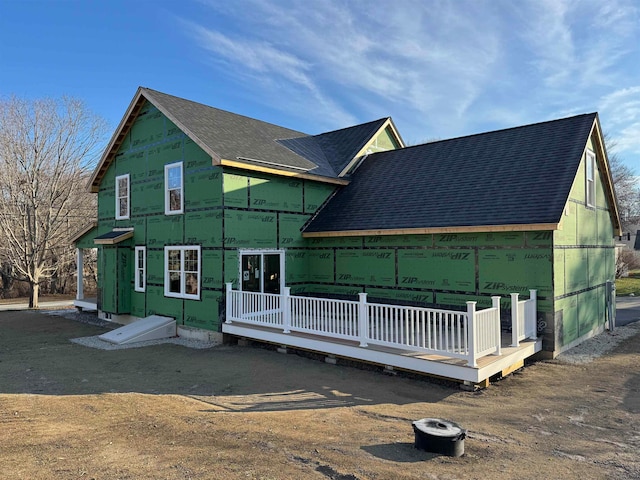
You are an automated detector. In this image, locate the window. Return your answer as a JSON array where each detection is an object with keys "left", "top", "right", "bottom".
[
  {"left": 586, "top": 150, "right": 596, "bottom": 207},
  {"left": 135, "top": 246, "right": 146, "bottom": 292},
  {"left": 165, "top": 162, "right": 183, "bottom": 215},
  {"left": 164, "top": 246, "right": 200, "bottom": 299},
  {"left": 115, "top": 174, "right": 130, "bottom": 219}
]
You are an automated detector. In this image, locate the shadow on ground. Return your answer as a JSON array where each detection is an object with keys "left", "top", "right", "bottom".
[
  {"left": 361, "top": 443, "right": 436, "bottom": 463},
  {"left": 0, "top": 310, "right": 455, "bottom": 411}
]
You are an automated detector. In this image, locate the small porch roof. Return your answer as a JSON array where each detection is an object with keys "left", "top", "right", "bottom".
[{"left": 93, "top": 228, "right": 134, "bottom": 245}]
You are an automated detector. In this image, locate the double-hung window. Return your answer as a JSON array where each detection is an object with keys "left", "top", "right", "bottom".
[
  {"left": 585, "top": 150, "right": 596, "bottom": 208},
  {"left": 165, "top": 162, "right": 183, "bottom": 215},
  {"left": 135, "top": 246, "right": 146, "bottom": 292},
  {"left": 164, "top": 245, "right": 200, "bottom": 299},
  {"left": 115, "top": 174, "right": 130, "bottom": 220}
]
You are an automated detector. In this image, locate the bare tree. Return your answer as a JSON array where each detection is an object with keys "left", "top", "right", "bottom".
[
  {"left": 605, "top": 133, "right": 640, "bottom": 231},
  {"left": 0, "top": 96, "right": 106, "bottom": 307}
]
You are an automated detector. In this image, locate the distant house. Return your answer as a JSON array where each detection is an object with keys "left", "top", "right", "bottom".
[
  {"left": 74, "top": 87, "right": 621, "bottom": 381},
  {"left": 617, "top": 224, "right": 640, "bottom": 251}
]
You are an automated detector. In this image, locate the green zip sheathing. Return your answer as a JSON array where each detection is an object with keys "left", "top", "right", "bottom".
[
  {"left": 94, "top": 102, "right": 616, "bottom": 357},
  {"left": 96, "top": 101, "right": 338, "bottom": 331},
  {"left": 97, "top": 101, "right": 226, "bottom": 328},
  {"left": 550, "top": 139, "right": 616, "bottom": 352},
  {"left": 302, "top": 231, "right": 553, "bottom": 333}
]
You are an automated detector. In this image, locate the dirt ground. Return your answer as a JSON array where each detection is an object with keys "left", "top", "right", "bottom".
[{"left": 1, "top": 309, "right": 639, "bottom": 480}]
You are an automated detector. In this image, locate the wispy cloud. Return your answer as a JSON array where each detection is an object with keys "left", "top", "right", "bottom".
[
  {"left": 181, "top": 0, "right": 502, "bottom": 136},
  {"left": 519, "top": 0, "right": 639, "bottom": 90},
  {"left": 600, "top": 86, "right": 640, "bottom": 155},
  {"left": 178, "top": 15, "right": 357, "bottom": 129},
  {"left": 181, "top": 0, "right": 640, "bottom": 165}
]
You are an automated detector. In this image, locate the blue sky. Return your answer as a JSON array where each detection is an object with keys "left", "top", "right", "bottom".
[{"left": 1, "top": 0, "right": 639, "bottom": 170}]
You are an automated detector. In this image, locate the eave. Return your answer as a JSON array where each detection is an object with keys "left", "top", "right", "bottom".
[
  {"left": 93, "top": 229, "right": 134, "bottom": 245},
  {"left": 302, "top": 223, "right": 560, "bottom": 238},
  {"left": 589, "top": 115, "right": 623, "bottom": 236},
  {"left": 70, "top": 222, "right": 98, "bottom": 244},
  {"left": 89, "top": 88, "right": 146, "bottom": 193}
]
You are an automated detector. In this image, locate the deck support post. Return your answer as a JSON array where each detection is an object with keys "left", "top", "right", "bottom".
[
  {"left": 282, "top": 287, "right": 291, "bottom": 334},
  {"left": 358, "top": 293, "right": 368, "bottom": 347},
  {"left": 225, "top": 283, "right": 233, "bottom": 324},
  {"left": 466, "top": 301, "right": 477, "bottom": 367},
  {"left": 492, "top": 296, "right": 502, "bottom": 356},
  {"left": 510, "top": 293, "right": 520, "bottom": 347}
]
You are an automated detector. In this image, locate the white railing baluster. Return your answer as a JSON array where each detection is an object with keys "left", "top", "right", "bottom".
[
  {"left": 466, "top": 301, "right": 477, "bottom": 367},
  {"left": 225, "top": 286, "right": 513, "bottom": 364},
  {"left": 492, "top": 296, "right": 501, "bottom": 356},
  {"left": 510, "top": 293, "right": 520, "bottom": 347},
  {"left": 282, "top": 287, "right": 291, "bottom": 333},
  {"left": 358, "top": 293, "right": 368, "bottom": 347}
]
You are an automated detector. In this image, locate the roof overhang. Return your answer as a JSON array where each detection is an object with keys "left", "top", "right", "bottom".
[
  {"left": 94, "top": 228, "right": 134, "bottom": 245},
  {"left": 302, "top": 223, "right": 560, "bottom": 238},
  {"left": 89, "top": 88, "right": 146, "bottom": 192},
  {"left": 588, "top": 115, "right": 623, "bottom": 236},
  {"left": 88, "top": 87, "right": 223, "bottom": 193},
  {"left": 220, "top": 159, "right": 350, "bottom": 185},
  {"left": 70, "top": 222, "right": 98, "bottom": 244}
]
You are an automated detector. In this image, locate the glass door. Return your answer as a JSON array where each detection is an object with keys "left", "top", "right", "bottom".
[
  {"left": 241, "top": 254, "right": 261, "bottom": 292},
  {"left": 240, "top": 250, "right": 283, "bottom": 294},
  {"left": 263, "top": 254, "right": 281, "bottom": 294}
]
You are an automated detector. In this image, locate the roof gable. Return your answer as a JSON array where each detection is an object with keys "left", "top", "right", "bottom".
[
  {"left": 277, "top": 118, "right": 403, "bottom": 177},
  {"left": 90, "top": 88, "right": 398, "bottom": 191},
  {"left": 90, "top": 88, "right": 314, "bottom": 191},
  {"left": 304, "top": 113, "right": 620, "bottom": 235}
]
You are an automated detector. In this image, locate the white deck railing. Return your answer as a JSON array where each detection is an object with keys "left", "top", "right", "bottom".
[
  {"left": 510, "top": 290, "right": 538, "bottom": 347},
  {"left": 225, "top": 284, "right": 539, "bottom": 367}
]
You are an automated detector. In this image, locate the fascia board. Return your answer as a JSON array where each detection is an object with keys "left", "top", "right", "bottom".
[{"left": 302, "top": 223, "right": 560, "bottom": 238}]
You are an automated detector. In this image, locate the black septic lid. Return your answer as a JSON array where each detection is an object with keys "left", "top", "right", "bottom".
[
  {"left": 412, "top": 418, "right": 466, "bottom": 457},
  {"left": 412, "top": 418, "right": 465, "bottom": 437}
]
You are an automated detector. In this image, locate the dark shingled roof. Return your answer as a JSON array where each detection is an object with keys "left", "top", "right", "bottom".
[
  {"left": 142, "top": 88, "right": 387, "bottom": 178},
  {"left": 92, "top": 88, "right": 398, "bottom": 189},
  {"left": 277, "top": 118, "right": 390, "bottom": 176},
  {"left": 142, "top": 88, "right": 318, "bottom": 171},
  {"left": 304, "top": 113, "right": 598, "bottom": 233}
]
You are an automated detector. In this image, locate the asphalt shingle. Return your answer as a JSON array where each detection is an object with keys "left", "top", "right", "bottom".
[
  {"left": 142, "top": 89, "right": 387, "bottom": 178},
  {"left": 304, "top": 113, "right": 598, "bottom": 233},
  {"left": 142, "top": 88, "right": 316, "bottom": 171},
  {"left": 277, "top": 118, "right": 389, "bottom": 176}
]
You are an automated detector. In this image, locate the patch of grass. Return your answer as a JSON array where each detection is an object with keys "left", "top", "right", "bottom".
[{"left": 616, "top": 270, "right": 640, "bottom": 296}]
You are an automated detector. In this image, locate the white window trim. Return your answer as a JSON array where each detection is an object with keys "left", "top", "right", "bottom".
[
  {"left": 164, "top": 245, "right": 201, "bottom": 300},
  {"left": 135, "top": 246, "right": 146, "bottom": 292},
  {"left": 165, "top": 162, "right": 184, "bottom": 215},
  {"left": 115, "top": 174, "right": 130, "bottom": 220},
  {"left": 586, "top": 150, "right": 596, "bottom": 208},
  {"left": 238, "top": 249, "right": 285, "bottom": 293}
]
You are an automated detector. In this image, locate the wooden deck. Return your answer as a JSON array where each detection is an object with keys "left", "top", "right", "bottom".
[{"left": 222, "top": 321, "right": 542, "bottom": 386}]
